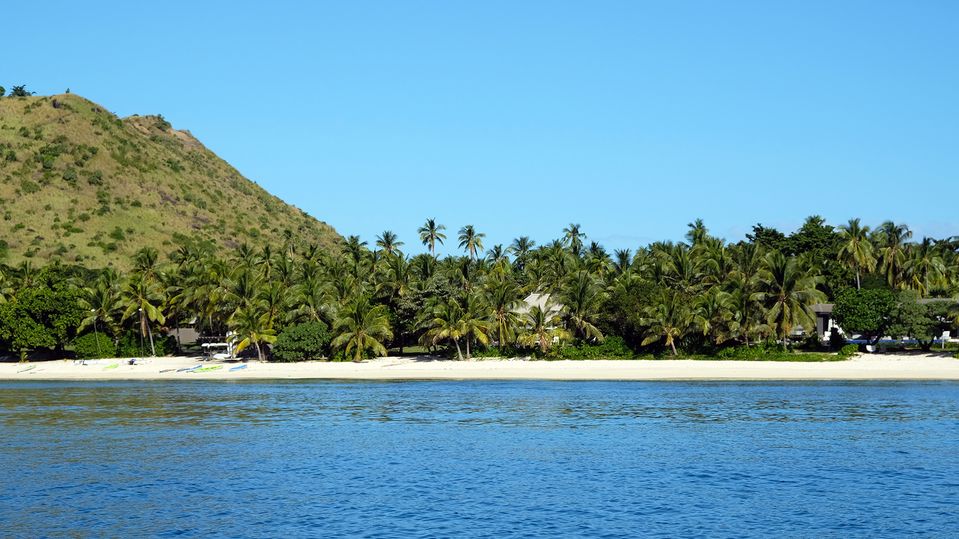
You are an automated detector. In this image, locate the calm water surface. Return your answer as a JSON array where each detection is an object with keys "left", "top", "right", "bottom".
[{"left": 1, "top": 381, "right": 957, "bottom": 538}]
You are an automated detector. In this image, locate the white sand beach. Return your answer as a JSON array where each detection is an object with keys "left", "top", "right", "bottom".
[{"left": 2, "top": 353, "right": 958, "bottom": 381}]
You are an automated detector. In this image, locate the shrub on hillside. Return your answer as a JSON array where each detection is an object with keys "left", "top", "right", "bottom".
[
  {"left": 73, "top": 332, "right": 115, "bottom": 359},
  {"left": 271, "top": 321, "right": 331, "bottom": 362}
]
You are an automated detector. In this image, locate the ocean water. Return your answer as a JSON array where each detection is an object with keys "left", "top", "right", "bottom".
[{"left": 1, "top": 381, "right": 957, "bottom": 538}]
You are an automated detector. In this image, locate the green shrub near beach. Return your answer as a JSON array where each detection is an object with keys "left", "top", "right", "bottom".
[
  {"left": 271, "top": 321, "right": 331, "bottom": 361},
  {"left": 72, "top": 332, "right": 115, "bottom": 359}
]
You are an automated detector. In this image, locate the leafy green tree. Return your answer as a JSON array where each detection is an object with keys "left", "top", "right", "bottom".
[
  {"left": 889, "top": 292, "right": 953, "bottom": 351},
  {"left": 832, "top": 288, "right": 897, "bottom": 345},
  {"left": 0, "top": 86, "right": 5, "bottom": 97},
  {"left": 332, "top": 296, "right": 392, "bottom": 361},
  {"left": 271, "top": 321, "right": 331, "bottom": 361}
]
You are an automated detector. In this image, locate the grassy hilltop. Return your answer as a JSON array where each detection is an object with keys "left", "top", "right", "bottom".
[{"left": 0, "top": 93, "right": 340, "bottom": 267}]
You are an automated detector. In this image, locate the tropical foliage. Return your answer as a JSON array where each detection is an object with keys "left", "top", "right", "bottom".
[{"left": 1, "top": 216, "right": 958, "bottom": 361}]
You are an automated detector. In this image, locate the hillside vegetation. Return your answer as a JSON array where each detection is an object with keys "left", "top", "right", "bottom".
[{"left": 0, "top": 93, "right": 339, "bottom": 268}]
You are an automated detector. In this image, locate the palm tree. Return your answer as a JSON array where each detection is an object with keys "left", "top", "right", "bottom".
[
  {"left": 686, "top": 218, "right": 709, "bottom": 245},
  {"left": 519, "top": 305, "right": 569, "bottom": 354},
  {"left": 424, "top": 299, "right": 467, "bottom": 360},
  {"left": 120, "top": 273, "right": 166, "bottom": 356},
  {"left": 756, "top": 251, "right": 826, "bottom": 347},
  {"left": 904, "top": 238, "right": 947, "bottom": 297},
  {"left": 418, "top": 218, "right": 447, "bottom": 257},
  {"left": 375, "top": 230, "right": 404, "bottom": 257},
  {"left": 560, "top": 271, "right": 605, "bottom": 342},
  {"left": 640, "top": 290, "right": 691, "bottom": 356},
  {"left": 873, "top": 221, "right": 912, "bottom": 289},
  {"left": 331, "top": 296, "right": 393, "bottom": 361},
  {"left": 230, "top": 305, "right": 277, "bottom": 362},
  {"left": 485, "top": 277, "right": 521, "bottom": 348},
  {"left": 612, "top": 249, "right": 632, "bottom": 276},
  {"left": 694, "top": 287, "right": 739, "bottom": 345},
  {"left": 838, "top": 218, "right": 876, "bottom": 289},
  {"left": 458, "top": 225, "right": 485, "bottom": 260},
  {"left": 729, "top": 242, "right": 764, "bottom": 346},
  {"left": 77, "top": 276, "right": 122, "bottom": 339},
  {"left": 562, "top": 223, "right": 585, "bottom": 257}
]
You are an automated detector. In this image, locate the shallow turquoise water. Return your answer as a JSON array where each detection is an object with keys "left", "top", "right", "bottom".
[{"left": 1, "top": 381, "right": 957, "bottom": 537}]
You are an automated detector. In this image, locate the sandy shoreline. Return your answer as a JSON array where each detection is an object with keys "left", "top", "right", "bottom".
[{"left": 1, "top": 353, "right": 958, "bottom": 381}]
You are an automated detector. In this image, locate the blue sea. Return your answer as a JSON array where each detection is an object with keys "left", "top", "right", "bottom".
[{"left": 1, "top": 381, "right": 957, "bottom": 537}]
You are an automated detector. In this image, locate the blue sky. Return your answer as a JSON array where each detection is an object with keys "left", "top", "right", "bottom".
[{"left": 5, "top": 1, "right": 958, "bottom": 255}]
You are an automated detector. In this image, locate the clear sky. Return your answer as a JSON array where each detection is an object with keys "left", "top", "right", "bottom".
[{"left": 5, "top": 1, "right": 957, "bottom": 255}]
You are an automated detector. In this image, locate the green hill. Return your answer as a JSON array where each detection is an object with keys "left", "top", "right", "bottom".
[{"left": 0, "top": 93, "right": 340, "bottom": 267}]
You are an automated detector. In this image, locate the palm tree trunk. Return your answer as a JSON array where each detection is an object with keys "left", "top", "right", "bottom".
[
  {"left": 454, "top": 339, "right": 463, "bottom": 360},
  {"left": 466, "top": 336, "right": 471, "bottom": 360},
  {"left": 147, "top": 320, "right": 156, "bottom": 356},
  {"left": 856, "top": 269, "right": 861, "bottom": 290},
  {"left": 255, "top": 340, "right": 263, "bottom": 362},
  {"left": 670, "top": 338, "right": 677, "bottom": 356}
]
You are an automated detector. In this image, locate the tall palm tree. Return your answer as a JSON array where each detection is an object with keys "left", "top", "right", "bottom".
[
  {"left": 694, "top": 287, "right": 739, "bottom": 345},
  {"left": 418, "top": 218, "right": 447, "bottom": 257},
  {"left": 873, "top": 221, "right": 912, "bottom": 289},
  {"left": 519, "top": 305, "right": 569, "bottom": 354},
  {"left": 612, "top": 249, "right": 632, "bottom": 276},
  {"left": 756, "top": 251, "right": 826, "bottom": 346},
  {"left": 838, "top": 218, "right": 876, "bottom": 289},
  {"left": 120, "top": 273, "right": 166, "bottom": 356},
  {"left": 375, "top": 230, "right": 404, "bottom": 257},
  {"left": 485, "top": 277, "right": 521, "bottom": 348},
  {"left": 77, "top": 276, "right": 123, "bottom": 339},
  {"left": 729, "top": 242, "right": 764, "bottom": 346},
  {"left": 460, "top": 295, "right": 492, "bottom": 359},
  {"left": 562, "top": 223, "right": 585, "bottom": 257},
  {"left": 685, "top": 218, "right": 709, "bottom": 245},
  {"left": 424, "top": 299, "right": 467, "bottom": 360},
  {"left": 458, "top": 225, "right": 485, "bottom": 260},
  {"left": 560, "top": 271, "right": 605, "bottom": 342},
  {"left": 903, "top": 238, "right": 946, "bottom": 297},
  {"left": 230, "top": 304, "right": 277, "bottom": 361},
  {"left": 331, "top": 296, "right": 393, "bottom": 361},
  {"left": 641, "top": 290, "right": 691, "bottom": 356}
]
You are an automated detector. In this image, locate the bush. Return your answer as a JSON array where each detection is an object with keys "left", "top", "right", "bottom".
[
  {"left": 115, "top": 331, "right": 175, "bottom": 357},
  {"left": 73, "top": 332, "right": 115, "bottom": 359},
  {"left": 271, "top": 321, "right": 331, "bottom": 362},
  {"left": 555, "top": 336, "right": 635, "bottom": 360},
  {"left": 838, "top": 344, "right": 859, "bottom": 357}
]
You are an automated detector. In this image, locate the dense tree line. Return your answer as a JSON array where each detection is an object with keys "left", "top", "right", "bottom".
[{"left": 1, "top": 216, "right": 958, "bottom": 361}]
